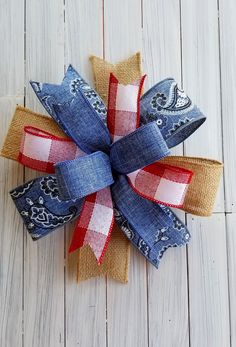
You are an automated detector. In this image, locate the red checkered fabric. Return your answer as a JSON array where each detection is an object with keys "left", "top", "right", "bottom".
[
  {"left": 107, "top": 73, "right": 193, "bottom": 208},
  {"left": 17, "top": 75, "right": 193, "bottom": 263},
  {"left": 107, "top": 73, "right": 146, "bottom": 142},
  {"left": 18, "top": 126, "right": 84, "bottom": 173},
  {"left": 69, "top": 187, "right": 114, "bottom": 264},
  {"left": 18, "top": 127, "right": 114, "bottom": 264},
  {"left": 127, "top": 163, "right": 193, "bottom": 208},
  {"left": 69, "top": 74, "right": 146, "bottom": 262}
]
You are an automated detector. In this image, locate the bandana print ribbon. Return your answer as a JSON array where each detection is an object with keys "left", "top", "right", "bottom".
[{"left": 9, "top": 65, "right": 207, "bottom": 267}]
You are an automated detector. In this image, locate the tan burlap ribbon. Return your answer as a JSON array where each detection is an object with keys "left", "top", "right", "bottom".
[
  {"left": 90, "top": 52, "right": 142, "bottom": 104},
  {"left": 160, "top": 156, "right": 223, "bottom": 216},
  {"left": 1, "top": 106, "right": 66, "bottom": 160},
  {"left": 0, "top": 106, "right": 130, "bottom": 283},
  {"left": 79, "top": 53, "right": 143, "bottom": 282},
  {"left": 1, "top": 107, "right": 223, "bottom": 218},
  {"left": 1, "top": 53, "right": 223, "bottom": 283},
  {"left": 77, "top": 224, "right": 130, "bottom": 282}
]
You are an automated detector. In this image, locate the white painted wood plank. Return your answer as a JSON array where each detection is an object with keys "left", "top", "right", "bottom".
[
  {"left": 65, "top": 0, "right": 104, "bottom": 85},
  {"left": 104, "top": 1, "right": 148, "bottom": 346},
  {"left": 226, "top": 213, "right": 236, "bottom": 346},
  {"left": 65, "top": 232, "right": 106, "bottom": 347},
  {"left": 218, "top": 0, "right": 236, "bottom": 212},
  {"left": 142, "top": 1, "right": 189, "bottom": 346},
  {"left": 0, "top": 98, "right": 24, "bottom": 347},
  {"left": 64, "top": 2, "right": 107, "bottom": 346},
  {"left": 104, "top": 0, "right": 142, "bottom": 61},
  {"left": 106, "top": 248, "right": 148, "bottom": 347},
  {"left": 182, "top": 0, "right": 230, "bottom": 346},
  {"left": 148, "top": 245, "right": 189, "bottom": 347},
  {"left": 181, "top": 0, "right": 224, "bottom": 212},
  {"left": 24, "top": 1, "right": 65, "bottom": 346},
  {"left": 0, "top": 1, "right": 24, "bottom": 98},
  {"left": 187, "top": 214, "right": 230, "bottom": 347},
  {"left": 142, "top": 0, "right": 182, "bottom": 85},
  {"left": 181, "top": 4, "right": 229, "bottom": 347},
  {"left": 1, "top": 1, "right": 235, "bottom": 347},
  {"left": 0, "top": 0, "right": 24, "bottom": 345},
  {"left": 142, "top": 0, "right": 182, "bottom": 160}
]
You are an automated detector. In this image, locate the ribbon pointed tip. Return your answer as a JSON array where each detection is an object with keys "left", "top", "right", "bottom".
[
  {"left": 68, "top": 240, "right": 83, "bottom": 254},
  {"left": 66, "top": 64, "right": 79, "bottom": 76},
  {"left": 30, "top": 80, "right": 41, "bottom": 93},
  {"left": 67, "top": 63, "right": 75, "bottom": 71},
  {"left": 68, "top": 244, "right": 76, "bottom": 253}
]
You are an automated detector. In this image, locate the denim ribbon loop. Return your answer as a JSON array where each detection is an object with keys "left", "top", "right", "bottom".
[
  {"left": 9, "top": 64, "right": 208, "bottom": 268},
  {"left": 54, "top": 121, "right": 170, "bottom": 200},
  {"left": 55, "top": 151, "right": 114, "bottom": 201},
  {"left": 140, "top": 77, "right": 206, "bottom": 148},
  {"left": 110, "top": 122, "right": 170, "bottom": 174},
  {"left": 52, "top": 100, "right": 111, "bottom": 154}
]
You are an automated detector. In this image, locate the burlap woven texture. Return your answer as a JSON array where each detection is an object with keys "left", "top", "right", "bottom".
[
  {"left": 1, "top": 54, "right": 223, "bottom": 282},
  {"left": 78, "top": 53, "right": 143, "bottom": 282},
  {"left": 77, "top": 224, "right": 130, "bottom": 282},
  {"left": 0, "top": 108, "right": 132, "bottom": 284},
  {"left": 160, "top": 156, "right": 223, "bottom": 216},
  {"left": 90, "top": 52, "right": 142, "bottom": 105},
  {"left": 0, "top": 53, "right": 143, "bottom": 283},
  {"left": 1, "top": 106, "right": 66, "bottom": 160},
  {"left": 1, "top": 109, "right": 222, "bottom": 218}
]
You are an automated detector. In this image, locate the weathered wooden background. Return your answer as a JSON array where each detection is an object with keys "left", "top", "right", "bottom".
[{"left": 0, "top": 0, "right": 235, "bottom": 346}]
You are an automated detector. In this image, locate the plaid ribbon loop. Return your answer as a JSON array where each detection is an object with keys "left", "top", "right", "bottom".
[
  {"left": 18, "top": 126, "right": 84, "bottom": 173},
  {"left": 127, "top": 163, "right": 193, "bottom": 208},
  {"left": 9, "top": 64, "right": 209, "bottom": 267}
]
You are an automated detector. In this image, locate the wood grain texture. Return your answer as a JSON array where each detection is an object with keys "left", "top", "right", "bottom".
[
  {"left": 64, "top": 2, "right": 107, "bottom": 346},
  {"left": 0, "top": 0, "right": 24, "bottom": 346},
  {"left": 181, "top": 0, "right": 224, "bottom": 213},
  {"left": 142, "top": 0, "right": 184, "bottom": 159},
  {"left": 0, "top": 0, "right": 234, "bottom": 346},
  {"left": 143, "top": 2, "right": 189, "bottom": 346},
  {"left": 24, "top": 1, "right": 65, "bottom": 346},
  {"left": 0, "top": 99, "right": 24, "bottom": 347},
  {"left": 226, "top": 213, "right": 236, "bottom": 346},
  {"left": 218, "top": 0, "right": 236, "bottom": 212},
  {"left": 104, "top": 1, "right": 148, "bottom": 346},
  {"left": 187, "top": 215, "right": 230, "bottom": 347}
]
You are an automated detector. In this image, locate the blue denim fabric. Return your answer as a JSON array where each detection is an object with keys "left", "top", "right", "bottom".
[
  {"left": 10, "top": 176, "right": 83, "bottom": 240},
  {"left": 30, "top": 65, "right": 107, "bottom": 127},
  {"left": 112, "top": 175, "right": 190, "bottom": 268},
  {"left": 52, "top": 100, "right": 110, "bottom": 154},
  {"left": 10, "top": 65, "right": 206, "bottom": 267},
  {"left": 110, "top": 122, "right": 170, "bottom": 174},
  {"left": 55, "top": 151, "right": 114, "bottom": 200},
  {"left": 31, "top": 66, "right": 110, "bottom": 154},
  {"left": 140, "top": 78, "right": 206, "bottom": 148}
]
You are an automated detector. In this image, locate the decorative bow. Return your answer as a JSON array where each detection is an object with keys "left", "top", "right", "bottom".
[{"left": 6, "top": 63, "right": 211, "bottom": 269}]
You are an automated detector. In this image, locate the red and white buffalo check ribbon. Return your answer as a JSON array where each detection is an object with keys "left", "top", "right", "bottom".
[
  {"left": 18, "top": 126, "right": 114, "bottom": 263},
  {"left": 17, "top": 126, "right": 114, "bottom": 263},
  {"left": 107, "top": 73, "right": 146, "bottom": 142},
  {"left": 17, "top": 74, "right": 193, "bottom": 264},
  {"left": 69, "top": 74, "right": 147, "bottom": 262},
  {"left": 69, "top": 187, "right": 114, "bottom": 264},
  {"left": 69, "top": 75, "right": 147, "bottom": 262},
  {"left": 107, "top": 73, "right": 193, "bottom": 208},
  {"left": 18, "top": 126, "right": 84, "bottom": 173},
  {"left": 127, "top": 163, "right": 193, "bottom": 208}
]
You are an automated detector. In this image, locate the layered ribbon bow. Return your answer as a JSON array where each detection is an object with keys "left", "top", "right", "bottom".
[{"left": 9, "top": 65, "right": 208, "bottom": 267}]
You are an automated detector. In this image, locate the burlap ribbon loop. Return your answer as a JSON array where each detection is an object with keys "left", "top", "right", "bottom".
[{"left": 0, "top": 53, "right": 223, "bottom": 283}]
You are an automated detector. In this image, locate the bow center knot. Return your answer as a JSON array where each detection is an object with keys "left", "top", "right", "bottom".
[{"left": 55, "top": 151, "right": 114, "bottom": 201}]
